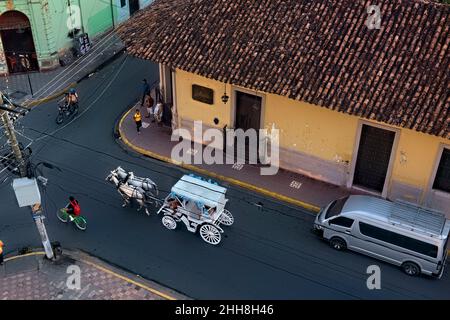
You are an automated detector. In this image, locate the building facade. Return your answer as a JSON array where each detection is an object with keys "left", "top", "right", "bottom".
[
  {"left": 0, "top": 0, "right": 154, "bottom": 75},
  {"left": 118, "top": 0, "right": 450, "bottom": 213},
  {"left": 171, "top": 69, "right": 450, "bottom": 214}
]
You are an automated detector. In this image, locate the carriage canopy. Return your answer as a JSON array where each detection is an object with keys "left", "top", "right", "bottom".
[{"left": 171, "top": 175, "right": 228, "bottom": 211}]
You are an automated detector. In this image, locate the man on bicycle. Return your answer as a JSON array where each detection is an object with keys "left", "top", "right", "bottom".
[
  {"left": 65, "top": 196, "right": 81, "bottom": 218},
  {"left": 66, "top": 88, "right": 79, "bottom": 111}
]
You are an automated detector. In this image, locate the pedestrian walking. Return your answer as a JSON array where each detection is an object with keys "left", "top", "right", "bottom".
[
  {"left": 141, "top": 79, "right": 150, "bottom": 106},
  {"left": 134, "top": 109, "right": 143, "bottom": 134},
  {"left": 0, "top": 240, "right": 4, "bottom": 265}
]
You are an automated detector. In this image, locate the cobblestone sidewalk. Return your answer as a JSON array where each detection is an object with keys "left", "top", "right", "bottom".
[{"left": 0, "top": 250, "right": 188, "bottom": 300}]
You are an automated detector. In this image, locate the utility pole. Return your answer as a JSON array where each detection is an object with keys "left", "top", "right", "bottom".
[
  {"left": 1, "top": 111, "right": 26, "bottom": 177},
  {"left": 0, "top": 93, "right": 54, "bottom": 260}
]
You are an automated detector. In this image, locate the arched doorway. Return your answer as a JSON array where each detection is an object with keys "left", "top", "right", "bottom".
[{"left": 0, "top": 10, "right": 39, "bottom": 74}]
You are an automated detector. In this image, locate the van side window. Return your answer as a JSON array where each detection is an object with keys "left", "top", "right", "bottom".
[
  {"left": 329, "top": 217, "right": 354, "bottom": 228},
  {"left": 359, "top": 222, "right": 438, "bottom": 258}
]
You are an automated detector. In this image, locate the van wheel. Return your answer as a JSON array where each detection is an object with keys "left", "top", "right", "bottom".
[
  {"left": 330, "top": 237, "right": 346, "bottom": 251},
  {"left": 402, "top": 262, "right": 420, "bottom": 276}
]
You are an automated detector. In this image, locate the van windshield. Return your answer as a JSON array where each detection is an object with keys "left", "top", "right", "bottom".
[{"left": 325, "top": 196, "right": 349, "bottom": 219}]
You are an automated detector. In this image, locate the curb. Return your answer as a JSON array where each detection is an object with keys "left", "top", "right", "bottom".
[
  {"left": 2, "top": 249, "right": 181, "bottom": 300},
  {"left": 118, "top": 108, "right": 321, "bottom": 213},
  {"left": 4, "top": 251, "right": 45, "bottom": 262},
  {"left": 23, "top": 82, "right": 77, "bottom": 108}
]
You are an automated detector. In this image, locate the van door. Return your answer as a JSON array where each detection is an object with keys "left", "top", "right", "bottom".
[
  {"left": 349, "top": 220, "right": 382, "bottom": 258},
  {"left": 327, "top": 217, "right": 355, "bottom": 248},
  {"left": 354, "top": 221, "right": 402, "bottom": 265}
]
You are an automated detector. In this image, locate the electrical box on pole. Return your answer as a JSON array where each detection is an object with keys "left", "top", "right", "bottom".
[
  {"left": 12, "top": 177, "right": 41, "bottom": 207},
  {"left": 11, "top": 178, "right": 54, "bottom": 260}
]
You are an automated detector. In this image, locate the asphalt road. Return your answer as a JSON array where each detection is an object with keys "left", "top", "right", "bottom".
[{"left": 1, "top": 54, "right": 449, "bottom": 299}]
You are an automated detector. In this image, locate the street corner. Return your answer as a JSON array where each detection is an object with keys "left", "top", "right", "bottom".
[
  {"left": 0, "top": 250, "right": 188, "bottom": 300},
  {"left": 117, "top": 103, "right": 323, "bottom": 213}
]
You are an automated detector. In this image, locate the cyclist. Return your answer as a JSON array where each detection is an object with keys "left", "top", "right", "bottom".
[
  {"left": 65, "top": 196, "right": 81, "bottom": 218},
  {"left": 66, "top": 88, "right": 79, "bottom": 111}
]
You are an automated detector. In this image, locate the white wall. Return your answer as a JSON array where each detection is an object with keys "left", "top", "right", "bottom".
[
  {"left": 115, "top": 0, "right": 154, "bottom": 23},
  {"left": 115, "top": 0, "right": 129, "bottom": 23},
  {"left": 140, "top": 0, "right": 154, "bottom": 8}
]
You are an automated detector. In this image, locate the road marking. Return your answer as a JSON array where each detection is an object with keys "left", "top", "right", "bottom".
[
  {"left": 232, "top": 163, "right": 244, "bottom": 171},
  {"left": 118, "top": 109, "right": 321, "bottom": 213},
  {"left": 290, "top": 180, "right": 302, "bottom": 189}
]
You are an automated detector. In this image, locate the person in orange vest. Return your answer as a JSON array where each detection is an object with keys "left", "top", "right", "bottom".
[
  {"left": 0, "top": 240, "right": 4, "bottom": 265},
  {"left": 133, "top": 109, "right": 142, "bottom": 135}
]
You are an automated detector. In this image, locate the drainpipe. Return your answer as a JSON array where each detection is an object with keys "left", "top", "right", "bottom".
[
  {"left": 171, "top": 68, "right": 179, "bottom": 131},
  {"left": 110, "top": 0, "right": 115, "bottom": 29},
  {"left": 78, "top": 0, "right": 85, "bottom": 34},
  {"left": 67, "top": 0, "right": 74, "bottom": 38}
]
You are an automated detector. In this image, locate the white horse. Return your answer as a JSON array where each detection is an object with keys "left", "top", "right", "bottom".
[
  {"left": 106, "top": 168, "right": 158, "bottom": 215},
  {"left": 112, "top": 166, "right": 159, "bottom": 198}
]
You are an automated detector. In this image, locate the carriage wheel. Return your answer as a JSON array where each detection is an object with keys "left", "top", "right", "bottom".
[
  {"left": 199, "top": 224, "right": 221, "bottom": 245},
  {"left": 162, "top": 216, "right": 177, "bottom": 230},
  {"left": 219, "top": 209, "right": 234, "bottom": 226}
]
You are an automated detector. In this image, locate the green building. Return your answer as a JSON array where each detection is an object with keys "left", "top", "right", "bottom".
[{"left": 0, "top": 0, "right": 153, "bottom": 75}]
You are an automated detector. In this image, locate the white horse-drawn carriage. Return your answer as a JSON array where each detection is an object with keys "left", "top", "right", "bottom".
[
  {"left": 157, "top": 174, "right": 234, "bottom": 245},
  {"left": 106, "top": 167, "right": 234, "bottom": 245}
]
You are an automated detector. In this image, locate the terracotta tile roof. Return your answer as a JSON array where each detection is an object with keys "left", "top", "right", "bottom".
[{"left": 117, "top": 0, "right": 450, "bottom": 139}]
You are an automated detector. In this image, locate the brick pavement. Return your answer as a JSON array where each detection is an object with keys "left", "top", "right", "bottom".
[{"left": 0, "top": 250, "right": 188, "bottom": 300}]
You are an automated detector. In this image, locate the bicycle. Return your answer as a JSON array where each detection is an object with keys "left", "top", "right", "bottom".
[
  {"left": 57, "top": 208, "right": 87, "bottom": 231},
  {"left": 56, "top": 98, "right": 79, "bottom": 125}
]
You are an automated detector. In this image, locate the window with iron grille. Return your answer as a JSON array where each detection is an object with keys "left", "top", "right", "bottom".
[{"left": 433, "top": 148, "right": 450, "bottom": 193}]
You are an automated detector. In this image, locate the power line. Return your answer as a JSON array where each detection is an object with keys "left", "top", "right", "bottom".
[
  {"left": 26, "top": 30, "right": 120, "bottom": 101},
  {"left": 28, "top": 53, "right": 128, "bottom": 163},
  {"left": 35, "top": 54, "right": 128, "bottom": 143},
  {"left": 24, "top": 125, "right": 313, "bottom": 221}
]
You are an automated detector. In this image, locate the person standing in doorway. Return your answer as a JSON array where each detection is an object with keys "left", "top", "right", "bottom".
[
  {"left": 145, "top": 93, "right": 155, "bottom": 118},
  {"left": 141, "top": 79, "right": 150, "bottom": 107},
  {"left": 134, "top": 109, "right": 142, "bottom": 134},
  {"left": 0, "top": 240, "right": 4, "bottom": 265}
]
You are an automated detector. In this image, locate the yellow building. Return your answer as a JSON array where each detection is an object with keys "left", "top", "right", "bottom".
[{"left": 118, "top": 0, "right": 450, "bottom": 213}]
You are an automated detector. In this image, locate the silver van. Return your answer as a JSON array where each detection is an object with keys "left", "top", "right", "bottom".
[{"left": 313, "top": 195, "right": 450, "bottom": 278}]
